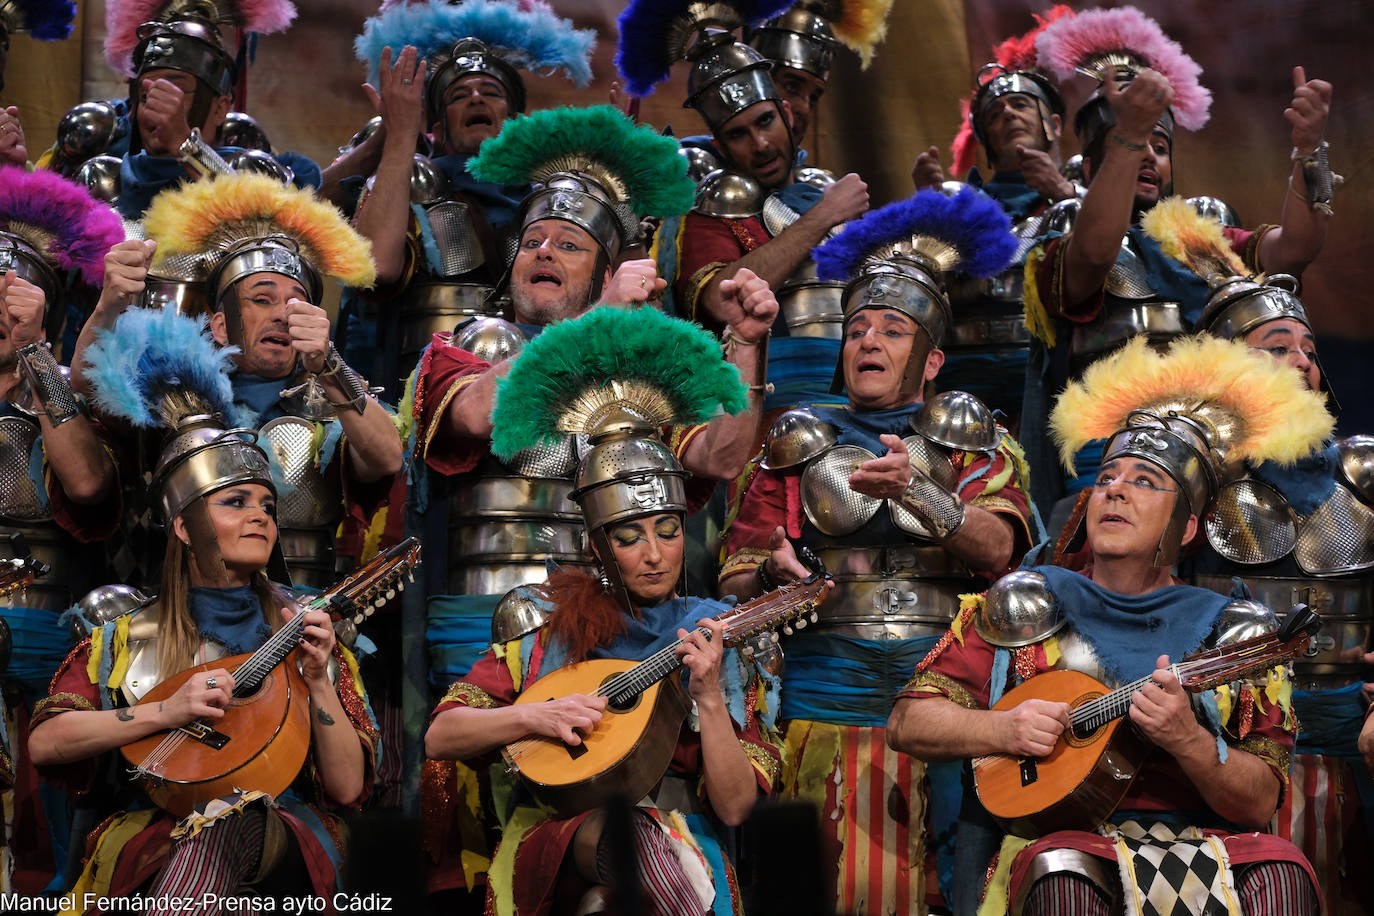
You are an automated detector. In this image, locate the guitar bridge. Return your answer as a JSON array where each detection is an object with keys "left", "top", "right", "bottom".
[
  {"left": 1018, "top": 757, "right": 1038, "bottom": 787},
  {"left": 177, "top": 721, "right": 230, "bottom": 749}
]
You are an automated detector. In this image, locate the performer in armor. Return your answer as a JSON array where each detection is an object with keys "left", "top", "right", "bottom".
[
  {"left": 1021, "top": 7, "right": 1333, "bottom": 512},
  {"left": 347, "top": 0, "right": 595, "bottom": 392},
  {"left": 426, "top": 306, "right": 781, "bottom": 916},
  {"left": 910, "top": 7, "right": 1078, "bottom": 424},
  {"left": 0, "top": 166, "right": 125, "bottom": 892},
  {"left": 1189, "top": 280, "right": 1374, "bottom": 910},
  {"left": 618, "top": 0, "right": 870, "bottom": 411},
  {"left": 891, "top": 334, "right": 1331, "bottom": 915},
  {"left": 718, "top": 189, "right": 1034, "bottom": 915},
  {"left": 72, "top": 172, "right": 401, "bottom": 591},
  {"left": 0, "top": 0, "right": 77, "bottom": 167},
  {"left": 31, "top": 306, "right": 377, "bottom": 907}
]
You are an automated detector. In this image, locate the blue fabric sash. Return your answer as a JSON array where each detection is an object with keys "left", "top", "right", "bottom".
[
  {"left": 1124, "top": 225, "right": 1212, "bottom": 327},
  {"left": 779, "top": 631, "right": 937, "bottom": 727},
  {"left": 425, "top": 593, "right": 500, "bottom": 691},
  {"left": 1252, "top": 444, "right": 1339, "bottom": 516},
  {"left": 777, "top": 182, "right": 823, "bottom": 213},
  {"left": 1035, "top": 565, "right": 1230, "bottom": 684},
  {"left": 763, "top": 337, "right": 842, "bottom": 411},
  {"left": 1292, "top": 682, "right": 1368, "bottom": 757},
  {"left": 231, "top": 371, "right": 291, "bottom": 423},
  {"left": 189, "top": 585, "right": 272, "bottom": 655},
  {"left": 438, "top": 153, "right": 527, "bottom": 232},
  {"left": 969, "top": 168, "right": 1043, "bottom": 223}
]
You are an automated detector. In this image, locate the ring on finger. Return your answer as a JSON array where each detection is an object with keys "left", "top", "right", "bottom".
[
  {"left": 639, "top": 276, "right": 647, "bottom": 289},
  {"left": 206, "top": 676, "right": 218, "bottom": 688},
  {"left": 400, "top": 78, "right": 413, "bottom": 85}
]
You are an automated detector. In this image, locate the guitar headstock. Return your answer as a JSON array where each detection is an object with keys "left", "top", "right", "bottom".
[
  {"left": 0, "top": 533, "right": 49, "bottom": 605},
  {"left": 720, "top": 574, "right": 830, "bottom": 654},
  {"left": 319, "top": 537, "right": 422, "bottom": 625},
  {"left": 1179, "top": 605, "right": 1323, "bottom": 692}
]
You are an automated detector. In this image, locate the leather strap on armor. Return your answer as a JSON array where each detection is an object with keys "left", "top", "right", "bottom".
[{"left": 16, "top": 343, "right": 81, "bottom": 426}]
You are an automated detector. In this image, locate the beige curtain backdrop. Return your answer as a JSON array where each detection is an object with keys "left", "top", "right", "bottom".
[{"left": 6, "top": 0, "right": 1370, "bottom": 344}]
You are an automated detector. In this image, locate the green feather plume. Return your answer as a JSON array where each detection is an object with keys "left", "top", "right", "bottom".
[
  {"left": 468, "top": 105, "right": 695, "bottom": 219},
  {"left": 492, "top": 306, "right": 748, "bottom": 459}
]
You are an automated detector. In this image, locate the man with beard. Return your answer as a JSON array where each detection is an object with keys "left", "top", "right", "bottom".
[
  {"left": 1186, "top": 278, "right": 1374, "bottom": 910},
  {"left": 347, "top": 0, "right": 595, "bottom": 393}
]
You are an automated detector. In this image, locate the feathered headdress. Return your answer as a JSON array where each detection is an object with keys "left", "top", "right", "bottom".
[
  {"left": 616, "top": 0, "right": 791, "bottom": 97},
  {"left": 104, "top": 0, "right": 298, "bottom": 78},
  {"left": 0, "top": 166, "right": 126, "bottom": 286},
  {"left": 1050, "top": 335, "right": 1332, "bottom": 474},
  {"left": 815, "top": 186, "right": 1017, "bottom": 282},
  {"left": 142, "top": 172, "right": 376, "bottom": 289},
  {"left": 1035, "top": 5, "right": 1210, "bottom": 131},
  {"left": 950, "top": 5, "right": 1073, "bottom": 176},
  {"left": 84, "top": 305, "right": 250, "bottom": 430},
  {"left": 491, "top": 305, "right": 747, "bottom": 459},
  {"left": 468, "top": 105, "right": 695, "bottom": 220},
  {"left": 1140, "top": 196, "right": 1248, "bottom": 287},
  {"left": 0, "top": 0, "right": 77, "bottom": 40},
  {"left": 354, "top": 0, "right": 594, "bottom": 88},
  {"left": 822, "top": 0, "right": 893, "bottom": 68}
]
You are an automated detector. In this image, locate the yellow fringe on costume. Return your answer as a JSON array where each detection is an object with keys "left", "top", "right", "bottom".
[
  {"left": 1021, "top": 246, "right": 1056, "bottom": 346},
  {"left": 488, "top": 806, "right": 547, "bottom": 916},
  {"left": 1049, "top": 336, "right": 1333, "bottom": 473},
  {"left": 143, "top": 173, "right": 376, "bottom": 289},
  {"left": 1140, "top": 197, "right": 1249, "bottom": 283},
  {"left": 60, "top": 809, "right": 160, "bottom": 916},
  {"left": 86, "top": 615, "right": 131, "bottom": 690},
  {"left": 831, "top": 0, "right": 896, "bottom": 68}
]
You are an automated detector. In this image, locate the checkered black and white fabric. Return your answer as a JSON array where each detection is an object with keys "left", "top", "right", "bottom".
[{"left": 1107, "top": 819, "right": 1241, "bottom": 916}]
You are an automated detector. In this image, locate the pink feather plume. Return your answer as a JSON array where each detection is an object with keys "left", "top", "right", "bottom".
[
  {"left": 950, "top": 97, "right": 977, "bottom": 177},
  {"left": 104, "top": 0, "right": 297, "bottom": 77},
  {"left": 1035, "top": 6, "right": 1210, "bottom": 130}
]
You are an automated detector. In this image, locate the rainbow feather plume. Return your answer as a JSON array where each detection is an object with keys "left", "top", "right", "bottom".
[
  {"left": 355, "top": 0, "right": 595, "bottom": 88},
  {"left": 616, "top": 0, "right": 791, "bottom": 97},
  {"left": 105, "top": 0, "right": 297, "bottom": 77},
  {"left": 468, "top": 105, "right": 694, "bottom": 219},
  {"left": 491, "top": 305, "right": 747, "bottom": 459},
  {"left": 1140, "top": 196, "right": 1248, "bottom": 285},
  {"left": 0, "top": 166, "right": 126, "bottom": 286},
  {"left": 84, "top": 306, "right": 251, "bottom": 430},
  {"left": 814, "top": 187, "right": 1016, "bottom": 282},
  {"left": 2, "top": 0, "right": 78, "bottom": 40},
  {"left": 826, "top": 0, "right": 894, "bottom": 68},
  {"left": 1034, "top": 6, "right": 1210, "bottom": 131},
  {"left": 142, "top": 173, "right": 375, "bottom": 289},
  {"left": 1049, "top": 336, "right": 1332, "bottom": 474}
]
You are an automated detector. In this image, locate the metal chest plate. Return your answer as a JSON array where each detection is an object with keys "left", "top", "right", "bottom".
[
  {"left": 890, "top": 435, "right": 958, "bottom": 539},
  {"left": 0, "top": 415, "right": 48, "bottom": 523},
  {"left": 259, "top": 416, "right": 342, "bottom": 529},
  {"left": 1204, "top": 478, "right": 1298, "bottom": 565},
  {"left": 422, "top": 200, "right": 486, "bottom": 277},
  {"left": 1294, "top": 483, "right": 1374, "bottom": 575},
  {"left": 801, "top": 445, "right": 881, "bottom": 536}
]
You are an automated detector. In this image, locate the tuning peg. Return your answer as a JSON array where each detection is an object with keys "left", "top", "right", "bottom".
[
  {"left": 353, "top": 613, "right": 365, "bottom": 625},
  {"left": 742, "top": 645, "right": 755, "bottom": 658},
  {"left": 406, "top": 571, "right": 414, "bottom": 584},
  {"left": 770, "top": 631, "right": 780, "bottom": 643},
  {"left": 782, "top": 624, "right": 793, "bottom": 636},
  {"left": 795, "top": 616, "right": 807, "bottom": 630},
  {"left": 809, "top": 611, "right": 818, "bottom": 623},
  {"left": 385, "top": 587, "right": 396, "bottom": 600}
]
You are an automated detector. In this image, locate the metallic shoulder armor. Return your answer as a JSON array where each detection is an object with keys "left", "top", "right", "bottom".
[
  {"left": 682, "top": 145, "right": 724, "bottom": 183},
  {"left": 1212, "top": 599, "right": 1277, "bottom": 647},
  {"left": 410, "top": 154, "right": 452, "bottom": 206},
  {"left": 693, "top": 169, "right": 765, "bottom": 219},
  {"left": 74, "top": 155, "right": 123, "bottom": 205},
  {"left": 219, "top": 112, "right": 272, "bottom": 153},
  {"left": 1040, "top": 196, "right": 1081, "bottom": 237},
  {"left": 452, "top": 316, "right": 528, "bottom": 365},
  {"left": 1186, "top": 195, "right": 1240, "bottom": 228},
  {"left": 912, "top": 391, "right": 1002, "bottom": 452},
  {"left": 223, "top": 148, "right": 293, "bottom": 184},
  {"left": 794, "top": 166, "right": 836, "bottom": 188},
  {"left": 1335, "top": 435, "right": 1374, "bottom": 504},
  {"left": 761, "top": 407, "right": 838, "bottom": 471},
  {"left": 77, "top": 584, "right": 155, "bottom": 629},
  {"left": 1204, "top": 477, "right": 1297, "bottom": 566},
  {"left": 491, "top": 584, "right": 554, "bottom": 644},
  {"left": 975, "top": 570, "right": 1065, "bottom": 647},
  {"left": 53, "top": 101, "right": 120, "bottom": 175}
]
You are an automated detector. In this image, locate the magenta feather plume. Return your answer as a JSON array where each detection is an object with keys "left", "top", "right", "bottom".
[
  {"left": 1035, "top": 6, "right": 1210, "bottom": 130},
  {"left": 0, "top": 167, "right": 126, "bottom": 286},
  {"left": 104, "top": 0, "right": 297, "bottom": 76},
  {"left": 949, "top": 97, "right": 976, "bottom": 177}
]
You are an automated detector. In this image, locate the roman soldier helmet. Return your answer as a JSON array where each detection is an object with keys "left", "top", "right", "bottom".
[
  {"left": 354, "top": 0, "right": 595, "bottom": 127},
  {"left": 491, "top": 305, "right": 748, "bottom": 607},
  {"left": 1035, "top": 5, "right": 1211, "bottom": 163},
  {"left": 1050, "top": 335, "right": 1333, "bottom": 567},
  {"left": 813, "top": 186, "right": 1018, "bottom": 398}
]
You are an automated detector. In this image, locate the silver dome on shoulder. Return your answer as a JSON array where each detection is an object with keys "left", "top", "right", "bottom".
[
  {"left": 761, "top": 407, "right": 838, "bottom": 470},
  {"left": 913, "top": 391, "right": 1002, "bottom": 452}
]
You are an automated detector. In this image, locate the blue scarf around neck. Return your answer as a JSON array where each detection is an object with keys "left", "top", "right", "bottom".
[{"left": 189, "top": 584, "right": 274, "bottom": 655}]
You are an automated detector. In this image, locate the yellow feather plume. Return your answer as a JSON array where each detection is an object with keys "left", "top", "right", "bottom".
[
  {"left": 1049, "top": 335, "right": 1333, "bottom": 474},
  {"left": 143, "top": 173, "right": 376, "bottom": 289},
  {"left": 1140, "top": 196, "right": 1248, "bottom": 287},
  {"left": 830, "top": 0, "right": 894, "bottom": 68}
]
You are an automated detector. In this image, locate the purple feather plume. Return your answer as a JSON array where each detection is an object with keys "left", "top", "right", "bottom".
[
  {"left": 615, "top": 0, "right": 792, "bottom": 97},
  {"left": 11, "top": 0, "right": 77, "bottom": 40},
  {"left": 814, "top": 187, "right": 1017, "bottom": 282},
  {"left": 0, "top": 167, "right": 126, "bottom": 286}
]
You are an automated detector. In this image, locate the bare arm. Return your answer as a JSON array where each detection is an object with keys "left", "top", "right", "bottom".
[
  {"left": 887, "top": 694, "right": 1070, "bottom": 763},
  {"left": 1060, "top": 71, "right": 1172, "bottom": 308},
  {"left": 318, "top": 123, "right": 388, "bottom": 211},
  {"left": 293, "top": 608, "right": 366, "bottom": 807},
  {"left": 1255, "top": 67, "right": 1333, "bottom": 277},
  {"left": 352, "top": 46, "right": 427, "bottom": 286},
  {"left": 70, "top": 240, "right": 157, "bottom": 398},
  {"left": 697, "top": 174, "right": 868, "bottom": 328},
  {"left": 424, "top": 694, "right": 606, "bottom": 762},
  {"left": 681, "top": 619, "right": 759, "bottom": 826}
]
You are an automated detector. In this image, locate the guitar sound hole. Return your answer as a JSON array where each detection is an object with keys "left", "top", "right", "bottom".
[
  {"left": 1065, "top": 691, "right": 1106, "bottom": 747},
  {"left": 601, "top": 673, "right": 640, "bottom": 714}
]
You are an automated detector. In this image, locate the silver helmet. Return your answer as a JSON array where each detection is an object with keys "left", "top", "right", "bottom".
[
  {"left": 1199, "top": 274, "right": 1309, "bottom": 341},
  {"left": 970, "top": 64, "right": 1064, "bottom": 155},
  {"left": 426, "top": 37, "right": 527, "bottom": 124},
  {"left": 748, "top": 4, "right": 839, "bottom": 81},
  {"left": 685, "top": 33, "right": 781, "bottom": 132}
]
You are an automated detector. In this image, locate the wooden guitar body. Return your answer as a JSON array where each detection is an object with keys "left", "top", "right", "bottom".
[
  {"left": 974, "top": 669, "right": 1151, "bottom": 838},
  {"left": 121, "top": 650, "right": 312, "bottom": 817},
  {"left": 503, "top": 658, "right": 691, "bottom": 817}
]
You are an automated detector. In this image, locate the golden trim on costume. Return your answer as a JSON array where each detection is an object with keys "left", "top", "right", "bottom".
[
  {"left": 901, "top": 671, "right": 978, "bottom": 710},
  {"left": 684, "top": 263, "right": 727, "bottom": 323},
  {"left": 740, "top": 737, "right": 782, "bottom": 788},
  {"left": 33, "top": 691, "right": 98, "bottom": 719},
  {"left": 440, "top": 681, "right": 499, "bottom": 710}
]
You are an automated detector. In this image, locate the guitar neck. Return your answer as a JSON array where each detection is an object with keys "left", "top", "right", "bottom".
[
  {"left": 592, "top": 627, "right": 708, "bottom": 707},
  {"left": 228, "top": 610, "right": 308, "bottom": 696}
]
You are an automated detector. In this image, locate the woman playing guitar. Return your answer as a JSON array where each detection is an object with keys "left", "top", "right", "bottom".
[{"left": 28, "top": 310, "right": 377, "bottom": 911}]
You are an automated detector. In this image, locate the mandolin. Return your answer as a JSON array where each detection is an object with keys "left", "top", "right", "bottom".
[
  {"left": 121, "top": 538, "right": 421, "bottom": 816},
  {"left": 502, "top": 575, "right": 829, "bottom": 817},
  {"left": 974, "top": 606, "right": 1321, "bottom": 838}
]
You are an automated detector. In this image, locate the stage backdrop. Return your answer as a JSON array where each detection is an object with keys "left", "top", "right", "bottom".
[{"left": 7, "top": 0, "right": 1370, "bottom": 422}]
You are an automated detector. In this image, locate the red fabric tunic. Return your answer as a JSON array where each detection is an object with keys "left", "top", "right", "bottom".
[{"left": 673, "top": 211, "right": 771, "bottom": 331}]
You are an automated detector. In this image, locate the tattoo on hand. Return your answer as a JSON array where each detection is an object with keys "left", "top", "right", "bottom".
[
  {"left": 116, "top": 709, "right": 134, "bottom": 722},
  {"left": 314, "top": 706, "right": 336, "bottom": 727}
]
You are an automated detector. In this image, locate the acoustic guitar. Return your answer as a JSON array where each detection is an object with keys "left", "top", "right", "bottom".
[
  {"left": 974, "top": 606, "right": 1321, "bottom": 838},
  {"left": 121, "top": 537, "right": 421, "bottom": 816},
  {"left": 502, "top": 575, "right": 829, "bottom": 817}
]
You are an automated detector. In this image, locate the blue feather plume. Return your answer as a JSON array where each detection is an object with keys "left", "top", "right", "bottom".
[
  {"left": 84, "top": 308, "right": 251, "bottom": 430},
  {"left": 814, "top": 187, "right": 1017, "bottom": 282},
  {"left": 12, "top": 0, "right": 77, "bottom": 40},
  {"left": 615, "top": 0, "right": 792, "bottom": 97},
  {"left": 354, "top": 0, "right": 595, "bottom": 88}
]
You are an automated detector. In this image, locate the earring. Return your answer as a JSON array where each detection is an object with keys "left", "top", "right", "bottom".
[{"left": 597, "top": 567, "right": 611, "bottom": 591}]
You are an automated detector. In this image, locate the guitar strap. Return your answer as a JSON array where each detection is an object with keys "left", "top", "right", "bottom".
[{"left": 1106, "top": 819, "right": 1240, "bottom": 916}]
